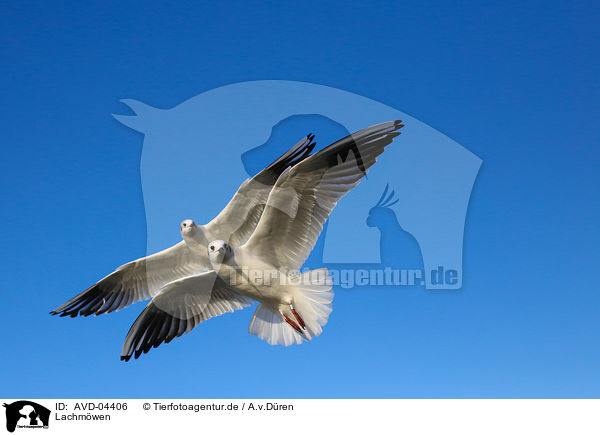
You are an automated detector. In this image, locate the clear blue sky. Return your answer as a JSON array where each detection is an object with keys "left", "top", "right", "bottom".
[{"left": 1, "top": 1, "right": 599, "bottom": 398}]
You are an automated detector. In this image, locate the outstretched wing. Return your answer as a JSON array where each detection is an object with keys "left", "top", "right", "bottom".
[
  {"left": 205, "top": 134, "right": 315, "bottom": 246},
  {"left": 51, "top": 241, "right": 208, "bottom": 317},
  {"left": 121, "top": 271, "right": 254, "bottom": 361},
  {"left": 243, "top": 121, "right": 404, "bottom": 271}
]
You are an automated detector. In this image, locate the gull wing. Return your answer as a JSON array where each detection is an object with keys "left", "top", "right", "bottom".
[
  {"left": 51, "top": 241, "right": 208, "bottom": 317},
  {"left": 121, "top": 271, "right": 254, "bottom": 361},
  {"left": 205, "top": 134, "right": 315, "bottom": 246},
  {"left": 243, "top": 121, "right": 404, "bottom": 271}
]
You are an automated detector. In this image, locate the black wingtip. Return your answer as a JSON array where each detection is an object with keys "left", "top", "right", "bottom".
[
  {"left": 286, "top": 133, "right": 316, "bottom": 166},
  {"left": 313, "top": 120, "right": 405, "bottom": 176},
  {"left": 258, "top": 133, "right": 317, "bottom": 183}
]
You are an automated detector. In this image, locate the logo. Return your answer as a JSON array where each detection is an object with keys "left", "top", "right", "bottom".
[
  {"left": 113, "top": 80, "right": 481, "bottom": 289},
  {"left": 3, "top": 402, "right": 50, "bottom": 433}
]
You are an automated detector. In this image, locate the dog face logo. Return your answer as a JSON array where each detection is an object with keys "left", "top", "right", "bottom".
[{"left": 3, "top": 401, "right": 50, "bottom": 432}]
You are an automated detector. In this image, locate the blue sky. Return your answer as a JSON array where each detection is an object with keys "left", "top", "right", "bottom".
[{"left": 1, "top": 1, "right": 599, "bottom": 398}]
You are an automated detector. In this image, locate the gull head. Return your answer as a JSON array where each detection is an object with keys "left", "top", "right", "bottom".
[
  {"left": 208, "top": 240, "right": 232, "bottom": 265},
  {"left": 180, "top": 219, "right": 196, "bottom": 236}
]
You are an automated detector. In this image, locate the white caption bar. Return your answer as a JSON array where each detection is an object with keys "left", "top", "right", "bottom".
[{"left": 1, "top": 399, "right": 598, "bottom": 434}]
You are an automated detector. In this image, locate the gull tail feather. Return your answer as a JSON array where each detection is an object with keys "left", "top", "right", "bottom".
[{"left": 248, "top": 268, "right": 333, "bottom": 346}]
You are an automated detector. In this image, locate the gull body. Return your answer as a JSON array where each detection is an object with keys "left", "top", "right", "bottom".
[{"left": 209, "top": 240, "right": 291, "bottom": 307}]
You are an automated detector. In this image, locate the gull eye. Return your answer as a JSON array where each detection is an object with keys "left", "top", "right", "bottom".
[
  {"left": 210, "top": 245, "right": 214, "bottom": 251},
  {"left": 183, "top": 223, "right": 187, "bottom": 227}
]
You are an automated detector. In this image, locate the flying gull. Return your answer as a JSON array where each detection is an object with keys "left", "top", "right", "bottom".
[
  {"left": 121, "top": 120, "right": 403, "bottom": 360},
  {"left": 50, "top": 135, "right": 316, "bottom": 317}
]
